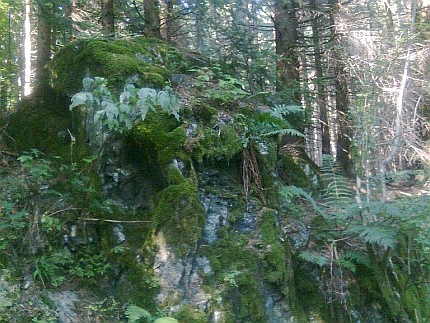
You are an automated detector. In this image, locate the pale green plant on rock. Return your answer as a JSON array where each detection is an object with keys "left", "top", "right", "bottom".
[{"left": 70, "top": 77, "right": 180, "bottom": 135}]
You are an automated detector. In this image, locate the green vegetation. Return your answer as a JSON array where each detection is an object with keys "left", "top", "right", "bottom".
[
  {"left": 49, "top": 37, "right": 185, "bottom": 95},
  {"left": 154, "top": 178, "right": 205, "bottom": 255},
  {"left": 1, "top": 34, "right": 429, "bottom": 323}
]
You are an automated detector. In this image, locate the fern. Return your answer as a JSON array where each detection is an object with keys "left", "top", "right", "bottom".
[
  {"left": 241, "top": 103, "right": 304, "bottom": 148},
  {"left": 320, "top": 155, "right": 351, "bottom": 204},
  {"left": 338, "top": 250, "right": 370, "bottom": 272},
  {"left": 125, "top": 305, "right": 152, "bottom": 323},
  {"left": 299, "top": 251, "right": 328, "bottom": 267},
  {"left": 279, "top": 185, "right": 325, "bottom": 217},
  {"left": 270, "top": 104, "right": 303, "bottom": 119},
  {"left": 346, "top": 223, "right": 397, "bottom": 248}
]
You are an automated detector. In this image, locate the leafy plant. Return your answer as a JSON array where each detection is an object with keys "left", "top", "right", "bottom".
[
  {"left": 125, "top": 304, "right": 152, "bottom": 323},
  {"left": 299, "top": 250, "right": 328, "bottom": 267},
  {"left": 69, "top": 252, "right": 111, "bottom": 281},
  {"left": 189, "top": 65, "right": 249, "bottom": 103},
  {"left": 279, "top": 185, "right": 323, "bottom": 216},
  {"left": 124, "top": 304, "right": 179, "bottom": 323},
  {"left": 18, "top": 149, "right": 54, "bottom": 189},
  {"left": 69, "top": 77, "right": 180, "bottom": 134},
  {"left": 33, "top": 252, "right": 73, "bottom": 288},
  {"left": 239, "top": 104, "right": 304, "bottom": 148},
  {"left": 320, "top": 154, "right": 351, "bottom": 204}
]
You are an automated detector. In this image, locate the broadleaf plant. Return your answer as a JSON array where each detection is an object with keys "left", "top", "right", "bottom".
[{"left": 70, "top": 77, "right": 180, "bottom": 135}]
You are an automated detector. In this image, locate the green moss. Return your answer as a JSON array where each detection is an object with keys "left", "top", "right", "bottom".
[
  {"left": 4, "top": 88, "right": 89, "bottom": 160},
  {"left": 193, "top": 104, "right": 218, "bottom": 124},
  {"left": 129, "top": 111, "right": 186, "bottom": 167},
  {"left": 114, "top": 250, "right": 159, "bottom": 309},
  {"left": 259, "top": 209, "right": 288, "bottom": 284},
  {"left": 223, "top": 272, "right": 267, "bottom": 323},
  {"left": 174, "top": 305, "right": 208, "bottom": 323},
  {"left": 200, "top": 232, "right": 269, "bottom": 322},
  {"left": 154, "top": 179, "right": 205, "bottom": 255},
  {"left": 200, "top": 125, "right": 243, "bottom": 162},
  {"left": 48, "top": 37, "right": 184, "bottom": 96}
]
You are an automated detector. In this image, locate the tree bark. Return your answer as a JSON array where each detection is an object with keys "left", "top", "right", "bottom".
[
  {"left": 329, "top": 0, "right": 351, "bottom": 173},
  {"left": 309, "top": 0, "right": 330, "bottom": 156},
  {"left": 101, "top": 0, "right": 115, "bottom": 37},
  {"left": 274, "top": 0, "right": 300, "bottom": 99},
  {"left": 161, "top": 0, "right": 181, "bottom": 43},
  {"left": 144, "top": 0, "right": 162, "bottom": 39},
  {"left": 34, "top": 0, "right": 52, "bottom": 91},
  {"left": 379, "top": 0, "right": 417, "bottom": 201},
  {"left": 23, "top": 0, "right": 32, "bottom": 96}
]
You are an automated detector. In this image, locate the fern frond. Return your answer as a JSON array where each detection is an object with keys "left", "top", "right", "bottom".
[
  {"left": 279, "top": 185, "right": 325, "bottom": 217},
  {"left": 339, "top": 250, "right": 370, "bottom": 272},
  {"left": 346, "top": 223, "right": 397, "bottom": 248},
  {"left": 299, "top": 251, "right": 328, "bottom": 267},
  {"left": 320, "top": 154, "right": 352, "bottom": 204},
  {"left": 271, "top": 104, "right": 303, "bottom": 119},
  {"left": 258, "top": 128, "right": 304, "bottom": 138},
  {"left": 125, "top": 305, "right": 152, "bottom": 323}
]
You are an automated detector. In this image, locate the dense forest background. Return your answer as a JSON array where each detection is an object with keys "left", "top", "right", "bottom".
[
  {"left": 3, "top": 0, "right": 430, "bottom": 186},
  {"left": 1, "top": 0, "right": 430, "bottom": 322}
]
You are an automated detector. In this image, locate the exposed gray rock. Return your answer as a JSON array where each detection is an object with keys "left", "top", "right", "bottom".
[
  {"left": 153, "top": 234, "right": 208, "bottom": 312},
  {"left": 0, "top": 270, "right": 16, "bottom": 311},
  {"left": 48, "top": 291, "right": 79, "bottom": 323},
  {"left": 200, "top": 193, "right": 229, "bottom": 243}
]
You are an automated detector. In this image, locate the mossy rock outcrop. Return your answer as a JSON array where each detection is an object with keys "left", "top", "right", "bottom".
[
  {"left": 49, "top": 37, "right": 186, "bottom": 95},
  {"left": 4, "top": 37, "right": 186, "bottom": 158},
  {"left": 3, "top": 87, "right": 89, "bottom": 158}
]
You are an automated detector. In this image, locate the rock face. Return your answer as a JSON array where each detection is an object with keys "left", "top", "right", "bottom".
[{"left": 4, "top": 37, "right": 407, "bottom": 322}]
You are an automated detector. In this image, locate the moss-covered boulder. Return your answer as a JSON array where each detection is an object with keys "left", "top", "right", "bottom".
[
  {"left": 48, "top": 37, "right": 186, "bottom": 95},
  {"left": 4, "top": 37, "right": 187, "bottom": 159},
  {"left": 3, "top": 87, "right": 88, "bottom": 159}
]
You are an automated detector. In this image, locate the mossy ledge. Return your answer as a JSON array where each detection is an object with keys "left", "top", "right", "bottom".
[{"left": 48, "top": 37, "right": 185, "bottom": 95}]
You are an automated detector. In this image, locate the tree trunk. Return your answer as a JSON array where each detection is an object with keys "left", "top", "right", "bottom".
[
  {"left": 274, "top": 0, "right": 300, "bottom": 99},
  {"left": 309, "top": 0, "right": 330, "bottom": 156},
  {"left": 101, "top": 0, "right": 115, "bottom": 37},
  {"left": 379, "top": 0, "right": 417, "bottom": 201},
  {"left": 329, "top": 0, "right": 351, "bottom": 173},
  {"left": 195, "top": 0, "right": 204, "bottom": 51},
  {"left": 161, "top": 0, "right": 181, "bottom": 44},
  {"left": 23, "top": 0, "right": 32, "bottom": 96},
  {"left": 34, "top": 0, "right": 52, "bottom": 92},
  {"left": 144, "top": 0, "right": 162, "bottom": 39}
]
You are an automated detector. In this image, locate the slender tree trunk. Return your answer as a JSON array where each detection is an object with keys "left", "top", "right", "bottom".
[
  {"left": 161, "top": 0, "right": 180, "bottom": 44},
  {"left": 274, "top": 0, "right": 300, "bottom": 99},
  {"left": 329, "top": 0, "right": 351, "bottom": 172},
  {"left": 195, "top": 0, "right": 204, "bottom": 51},
  {"left": 35, "top": 0, "right": 52, "bottom": 92},
  {"left": 309, "top": 0, "right": 330, "bottom": 156},
  {"left": 101, "top": 0, "right": 115, "bottom": 37},
  {"left": 23, "top": 0, "right": 32, "bottom": 96},
  {"left": 144, "top": 0, "right": 162, "bottom": 39},
  {"left": 65, "top": 0, "right": 78, "bottom": 41},
  {"left": 379, "top": 0, "right": 417, "bottom": 201}
]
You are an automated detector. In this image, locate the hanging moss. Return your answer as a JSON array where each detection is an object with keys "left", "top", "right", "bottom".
[
  {"left": 129, "top": 111, "right": 186, "bottom": 168},
  {"left": 199, "top": 125, "right": 244, "bottom": 162},
  {"left": 113, "top": 249, "right": 159, "bottom": 310},
  {"left": 199, "top": 232, "right": 268, "bottom": 322},
  {"left": 259, "top": 209, "right": 287, "bottom": 284},
  {"left": 4, "top": 87, "right": 89, "bottom": 160},
  {"left": 174, "top": 305, "right": 208, "bottom": 323},
  {"left": 154, "top": 178, "right": 205, "bottom": 256}
]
